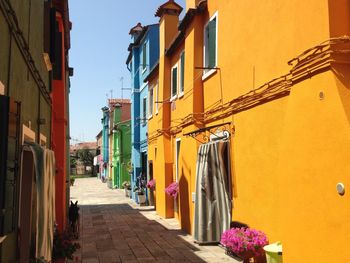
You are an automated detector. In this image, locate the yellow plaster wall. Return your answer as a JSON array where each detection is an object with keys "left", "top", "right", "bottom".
[
  {"left": 151, "top": 1, "right": 350, "bottom": 261},
  {"left": 200, "top": 1, "right": 350, "bottom": 262}
]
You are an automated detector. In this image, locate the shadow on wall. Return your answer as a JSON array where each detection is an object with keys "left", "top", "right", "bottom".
[
  {"left": 179, "top": 168, "right": 191, "bottom": 233},
  {"left": 77, "top": 203, "right": 207, "bottom": 262},
  {"left": 328, "top": 0, "right": 350, "bottom": 126}
]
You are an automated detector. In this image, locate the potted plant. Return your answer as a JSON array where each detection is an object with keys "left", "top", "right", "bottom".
[
  {"left": 52, "top": 227, "right": 80, "bottom": 263},
  {"left": 69, "top": 178, "right": 75, "bottom": 187},
  {"left": 134, "top": 186, "right": 146, "bottom": 204},
  {"left": 122, "top": 181, "right": 131, "bottom": 197},
  {"left": 165, "top": 182, "right": 179, "bottom": 199},
  {"left": 220, "top": 227, "right": 268, "bottom": 263},
  {"left": 107, "top": 176, "right": 113, "bottom": 189}
]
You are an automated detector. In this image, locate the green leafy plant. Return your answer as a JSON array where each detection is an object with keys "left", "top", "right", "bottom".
[
  {"left": 70, "top": 178, "right": 75, "bottom": 186},
  {"left": 122, "top": 181, "right": 131, "bottom": 189}
]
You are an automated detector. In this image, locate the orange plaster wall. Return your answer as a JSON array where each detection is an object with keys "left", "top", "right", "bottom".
[
  {"left": 152, "top": 1, "right": 350, "bottom": 261},
  {"left": 52, "top": 12, "right": 67, "bottom": 232}
]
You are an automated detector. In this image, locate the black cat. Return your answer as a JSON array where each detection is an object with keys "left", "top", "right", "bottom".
[{"left": 69, "top": 200, "right": 80, "bottom": 238}]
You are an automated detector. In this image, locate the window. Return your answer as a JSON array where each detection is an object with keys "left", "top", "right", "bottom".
[
  {"left": 155, "top": 82, "right": 159, "bottom": 114},
  {"left": 149, "top": 87, "right": 153, "bottom": 118},
  {"left": 179, "top": 51, "right": 185, "bottom": 96},
  {"left": 203, "top": 12, "right": 218, "bottom": 77},
  {"left": 142, "top": 97, "right": 147, "bottom": 125},
  {"left": 171, "top": 64, "right": 178, "bottom": 100},
  {"left": 142, "top": 43, "right": 147, "bottom": 72}
]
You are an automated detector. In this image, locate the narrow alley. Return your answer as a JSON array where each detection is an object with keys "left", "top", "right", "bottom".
[{"left": 70, "top": 178, "right": 238, "bottom": 263}]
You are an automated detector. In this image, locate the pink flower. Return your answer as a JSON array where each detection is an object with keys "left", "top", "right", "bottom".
[
  {"left": 165, "top": 182, "right": 179, "bottom": 198},
  {"left": 220, "top": 227, "right": 268, "bottom": 256},
  {"left": 146, "top": 179, "right": 156, "bottom": 190}
]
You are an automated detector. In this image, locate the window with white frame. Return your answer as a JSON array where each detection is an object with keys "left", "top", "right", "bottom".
[
  {"left": 142, "top": 42, "right": 147, "bottom": 71},
  {"left": 149, "top": 87, "right": 153, "bottom": 118},
  {"left": 142, "top": 96, "right": 147, "bottom": 125},
  {"left": 179, "top": 51, "right": 185, "bottom": 96},
  {"left": 171, "top": 64, "right": 178, "bottom": 100},
  {"left": 204, "top": 12, "right": 218, "bottom": 75},
  {"left": 155, "top": 82, "right": 159, "bottom": 114}
]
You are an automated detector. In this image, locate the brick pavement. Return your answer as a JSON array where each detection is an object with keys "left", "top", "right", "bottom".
[{"left": 69, "top": 177, "right": 240, "bottom": 263}]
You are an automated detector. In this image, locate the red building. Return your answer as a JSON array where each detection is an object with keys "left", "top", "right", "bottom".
[{"left": 51, "top": 0, "right": 72, "bottom": 232}]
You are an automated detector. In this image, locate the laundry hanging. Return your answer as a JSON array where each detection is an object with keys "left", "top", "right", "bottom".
[
  {"left": 193, "top": 140, "right": 232, "bottom": 244},
  {"left": 30, "top": 144, "right": 56, "bottom": 261}
]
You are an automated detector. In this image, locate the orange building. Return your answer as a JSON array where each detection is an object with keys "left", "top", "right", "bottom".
[{"left": 147, "top": 0, "right": 350, "bottom": 262}]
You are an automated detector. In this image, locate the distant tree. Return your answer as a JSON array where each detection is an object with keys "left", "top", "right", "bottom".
[
  {"left": 70, "top": 158, "right": 77, "bottom": 167},
  {"left": 77, "top": 148, "right": 93, "bottom": 167}
]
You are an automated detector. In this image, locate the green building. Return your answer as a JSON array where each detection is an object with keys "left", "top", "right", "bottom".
[{"left": 108, "top": 99, "right": 131, "bottom": 188}]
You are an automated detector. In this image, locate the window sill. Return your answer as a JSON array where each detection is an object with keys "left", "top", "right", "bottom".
[
  {"left": 0, "top": 235, "right": 7, "bottom": 244},
  {"left": 202, "top": 68, "right": 217, "bottom": 81},
  {"left": 142, "top": 67, "right": 147, "bottom": 74},
  {"left": 155, "top": 111, "right": 158, "bottom": 115},
  {"left": 178, "top": 92, "right": 184, "bottom": 99},
  {"left": 170, "top": 95, "right": 177, "bottom": 102},
  {"left": 148, "top": 115, "right": 153, "bottom": 120}
]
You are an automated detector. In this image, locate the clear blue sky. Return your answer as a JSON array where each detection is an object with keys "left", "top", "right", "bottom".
[{"left": 69, "top": 0, "right": 186, "bottom": 143}]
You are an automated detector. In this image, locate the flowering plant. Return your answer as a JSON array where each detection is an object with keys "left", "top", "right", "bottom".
[
  {"left": 52, "top": 227, "right": 80, "bottom": 260},
  {"left": 220, "top": 227, "right": 268, "bottom": 257},
  {"left": 122, "top": 181, "right": 131, "bottom": 189},
  {"left": 165, "top": 182, "right": 179, "bottom": 198},
  {"left": 146, "top": 179, "right": 156, "bottom": 190}
]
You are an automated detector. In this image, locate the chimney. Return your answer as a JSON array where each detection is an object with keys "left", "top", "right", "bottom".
[
  {"left": 155, "top": 0, "right": 182, "bottom": 55},
  {"left": 129, "top": 22, "right": 143, "bottom": 41},
  {"left": 186, "top": 0, "right": 202, "bottom": 11}
]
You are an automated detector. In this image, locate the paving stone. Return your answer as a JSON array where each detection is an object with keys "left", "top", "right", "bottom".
[
  {"left": 71, "top": 178, "right": 239, "bottom": 263},
  {"left": 82, "top": 258, "right": 99, "bottom": 263}
]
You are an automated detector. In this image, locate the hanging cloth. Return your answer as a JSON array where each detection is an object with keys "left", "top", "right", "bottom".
[
  {"left": 193, "top": 140, "right": 232, "bottom": 244},
  {"left": 30, "top": 144, "right": 56, "bottom": 261}
]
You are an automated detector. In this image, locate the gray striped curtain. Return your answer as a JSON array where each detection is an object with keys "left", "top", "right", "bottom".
[{"left": 194, "top": 140, "right": 232, "bottom": 244}]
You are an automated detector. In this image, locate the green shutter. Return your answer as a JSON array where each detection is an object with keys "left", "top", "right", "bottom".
[
  {"left": 208, "top": 17, "right": 216, "bottom": 68},
  {"left": 0, "top": 96, "right": 20, "bottom": 235},
  {"left": 172, "top": 67, "right": 178, "bottom": 97},
  {"left": 180, "top": 52, "right": 185, "bottom": 93}
]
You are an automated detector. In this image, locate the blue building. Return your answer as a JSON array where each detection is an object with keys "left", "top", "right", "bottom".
[
  {"left": 101, "top": 106, "right": 110, "bottom": 180},
  {"left": 127, "top": 23, "right": 159, "bottom": 202}
]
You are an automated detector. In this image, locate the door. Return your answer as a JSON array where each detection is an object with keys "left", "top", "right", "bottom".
[{"left": 19, "top": 150, "right": 35, "bottom": 263}]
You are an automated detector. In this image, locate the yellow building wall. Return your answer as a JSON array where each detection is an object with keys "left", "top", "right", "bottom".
[
  {"left": 201, "top": 0, "right": 350, "bottom": 262},
  {"left": 152, "top": 0, "right": 350, "bottom": 261}
]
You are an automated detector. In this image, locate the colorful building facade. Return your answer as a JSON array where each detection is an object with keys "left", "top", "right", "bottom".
[
  {"left": 101, "top": 106, "right": 109, "bottom": 179},
  {"left": 110, "top": 100, "right": 132, "bottom": 188},
  {"left": 108, "top": 99, "right": 131, "bottom": 188},
  {"left": 0, "top": 0, "right": 71, "bottom": 261},
  {"left": 127, "top": 23, "right": 159, "bottom": 201},
  {"left": 51, "top": 0, "right": 72, "bottom": 233},
  {"left": 147, "top": 0, "right": 350, "bottom": 262}
]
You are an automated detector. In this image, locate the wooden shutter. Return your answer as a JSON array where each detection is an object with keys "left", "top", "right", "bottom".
[
  {"left": 142, "top": 43, "right": 147, "bottom": 70},
  {"left": 208, "top": 17, "right": 217, "bottom": 68},
  {"left": 0, "top": 95, "right": 21, "bottom": 235},
  {"left": 172, "top": 67, "right": 177, "bottom": 97},
  {"left": 53, "top": 21, "right": 62, "bottom": 80},
  {"left": 143, "top": 97, "right": 147, "bottom": 124}
]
